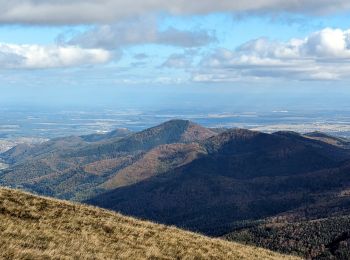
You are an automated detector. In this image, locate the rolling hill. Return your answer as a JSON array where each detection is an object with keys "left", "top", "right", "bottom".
[
  {"left": 0, "top": 187, "right": 298, "bottom": 260},
  {"left": 0, "top": 120, "right": 216, "bottom": 200},
  {"left": 1, "top": 128, "right": 131, "bottom": 164}
]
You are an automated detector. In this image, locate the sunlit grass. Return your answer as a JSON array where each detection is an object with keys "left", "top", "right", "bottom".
[{"left": 0, "top": 187, "right": 300, "bottom": 260}]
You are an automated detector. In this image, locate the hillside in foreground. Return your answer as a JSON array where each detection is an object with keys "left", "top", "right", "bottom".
[{"left": 0, "top": 188, "right": 298, "bottom": 260}]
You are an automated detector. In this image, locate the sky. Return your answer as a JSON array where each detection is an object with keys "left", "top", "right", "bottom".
[{"left": 1, "top": 0, "right": 350, "bottom": 110}]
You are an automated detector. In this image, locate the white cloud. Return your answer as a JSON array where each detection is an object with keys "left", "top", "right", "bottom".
[
  {"left": 0, "top": 43, "right": 111, "bottom": 69},
  {"left": 1, "top": 0, "right": 350, "bottom": 25},
  {"left": 302, "top": 29, "right": 350, "bottom": 58},
  {"left": 194, "top": 28, "right": 350, "bottom": 82}
]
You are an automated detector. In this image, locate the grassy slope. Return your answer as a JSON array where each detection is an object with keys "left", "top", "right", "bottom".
[{"left": 0, "top": 188, "right": 298, "bottom": 260}]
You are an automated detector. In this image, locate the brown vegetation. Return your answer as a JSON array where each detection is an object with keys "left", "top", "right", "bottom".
[
  {"left": 84, "top": 156, "right": 134, "bottom": 176},
  {"left": 0, "top": 187, "right": 298, "bottom": 260}
]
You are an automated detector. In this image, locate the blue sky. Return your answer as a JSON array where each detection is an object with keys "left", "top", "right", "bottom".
[{"left": 1, "top": 1, "right": 350, "bottom": 110}]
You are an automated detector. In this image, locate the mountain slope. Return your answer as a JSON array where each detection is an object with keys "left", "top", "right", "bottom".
[
  {"left": 69, "top": 119, "right": 216, "bottom": 157},
  {"left": 102, "top": 142, "right": 207, "bottom": 189},
  {"left": 87, "top": 129, "right": 350, "bottom": 236},
  {"left": 0, "top": 187, "right": 298, "bottom": 260},
  {"left": 0, "top": 136, "right": 87, "bottom": 164}
]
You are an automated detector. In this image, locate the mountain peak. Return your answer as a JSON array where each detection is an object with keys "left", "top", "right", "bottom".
[
  {"left": 161, "top": 119, "right": 192, "bottom": 125},
  {"left": 137, "top": 119, "right": 216, "bottom": 144},
  {"left": 151, "top": 119, "right": 192, "bottom": 133}
]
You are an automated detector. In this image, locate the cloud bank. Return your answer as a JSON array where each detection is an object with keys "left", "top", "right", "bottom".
[
  {"left": 194, "top": 28, "right": 350, "bottom": 82},
  {"left": 0, "top": 43, "right": 111, "bottom": 69},
  {"left": 1, "top": 0, "right": 350, "bottom": 25}
]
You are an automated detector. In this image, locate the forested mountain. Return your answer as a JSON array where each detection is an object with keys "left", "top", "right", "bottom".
[
  {"left": 87, "top": 129, "right": 350, "bottom": 236},
  {"left": 0, "top": 120, "right": 215, "bottom": 200},
  {"left": 225, "top": 214, "right": 350, "bottom": 259}
]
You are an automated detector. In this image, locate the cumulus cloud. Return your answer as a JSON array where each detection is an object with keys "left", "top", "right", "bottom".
[
  {"left": 0, "top": 43, "right": 111, "bottom": 69},
  {"left": 67, "top": 20, "right": 215, "bottom": 49},
  {"left": 194, "top": 28, "right": 350, "bottom": 82},
  {"left": 1, "top": 0, "right": 350, "bottom": 25}
]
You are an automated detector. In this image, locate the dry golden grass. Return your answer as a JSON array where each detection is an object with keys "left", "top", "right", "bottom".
[{"left": 0, "top": 187, "right": 300, "bottom": 260}]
